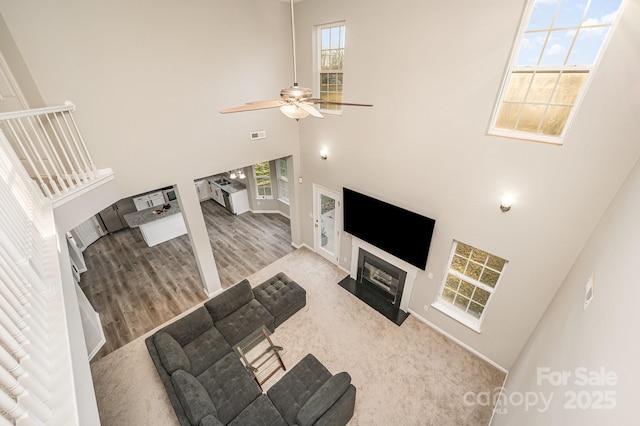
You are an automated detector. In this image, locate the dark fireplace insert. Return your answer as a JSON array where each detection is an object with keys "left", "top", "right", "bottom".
[{"left": 338, "top": 249, "right": 409, "bottom": 325}]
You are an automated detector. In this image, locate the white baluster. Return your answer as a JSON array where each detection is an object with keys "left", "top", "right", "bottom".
[
  {"left": 0, "top": 364, "right": 51, "bottom": 421},
  {"left": 0, "top": 344, "right": 49, "bottom": 400},
  {"left": 44, "top": 113, "right": 79, "bottom": 188}
]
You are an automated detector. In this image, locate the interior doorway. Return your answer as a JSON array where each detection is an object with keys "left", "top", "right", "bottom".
[{"left": 313, "top": 184, "right": 341, "bottom": 264}]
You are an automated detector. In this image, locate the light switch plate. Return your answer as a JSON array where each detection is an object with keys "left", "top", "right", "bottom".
[{"left": 584, "top": 273, "right": 595, "bottom": 310}]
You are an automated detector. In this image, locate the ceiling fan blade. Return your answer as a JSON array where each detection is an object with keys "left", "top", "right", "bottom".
[
  {"left": 247, "top": 99, "right": 285, "bottom": 106},
  {"left": 296, "top": 102, "right": 324, "bottom": 119},
  {"left": 308, "top": 99, "right": 373, "bottom": 107},
  {"left": 219, "top": 100, "right": 284, "bottom": 114}
]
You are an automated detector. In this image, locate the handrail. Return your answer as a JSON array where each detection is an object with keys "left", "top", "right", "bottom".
[
  {"left": 0, "top": 101, "right": 102, "bottom": 203},
  {"left": 0, "top": 101, "right": 75, "bottom": 120}
]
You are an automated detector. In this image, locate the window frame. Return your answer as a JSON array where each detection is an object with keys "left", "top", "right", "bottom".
[
  {"left": 432, "top": 241, "right": 508, "bottom": 333},
  {"left": 314, "top": 21, "right": 346, "bottom": 116},
  {"left": 253, "top": 161, "right": 273, "bottom": 200},
  {"left": 276, "top": 158, "right": 289, "bottom": 204},
  {"left": 487, "top": 0, "right": 627, "bottom": 144}
]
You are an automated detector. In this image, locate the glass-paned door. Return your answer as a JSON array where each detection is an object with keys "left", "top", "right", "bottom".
[{"left": 313, "top": 185, "right": 340, "bottom": 264}]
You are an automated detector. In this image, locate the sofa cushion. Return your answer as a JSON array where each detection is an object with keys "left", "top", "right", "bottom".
[
  {"left": 267, "top": 354, "right": 332, "bottom": 425},
  {"left": 171, "top": 370, "right": 218, "bottom": 425},
  {"left": 155, "top": 331, "right": 191, "bottom": 374},
  {"left": 214, "top": 299, "right": 275, "bottom": 346},
  {"left": 182, "top": 328, "right": 232, "bottom": 376},
  {"left": 197, "top": 352, "right": 262, "bottom": 424},
  {"left": 205, "top": 279, "right": 254, "bottom": 322},
  {"left": 295, "top": 372, "right": 352, "bottom": 426},
  {"left": 162, "top": 306, "right": 215, "bottom": 346},
  {"left": 253, "top": 273, "right": 306, "bottom": 328},
  {"left": 228, "top": 394, "right": 288, "bottom": 426}
]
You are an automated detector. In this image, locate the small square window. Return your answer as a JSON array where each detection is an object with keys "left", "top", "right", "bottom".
[{"left": 433, "top": 241, "right": 508, "bottom": 332}]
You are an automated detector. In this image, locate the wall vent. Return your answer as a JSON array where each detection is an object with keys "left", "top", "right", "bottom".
[{"left": 250, "top": 130, "right": 267, "bottom": 140}]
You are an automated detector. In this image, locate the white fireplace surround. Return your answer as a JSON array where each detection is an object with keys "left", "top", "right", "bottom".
[{"left": 349, "top": 237, "right": 418, "bottom": 312}]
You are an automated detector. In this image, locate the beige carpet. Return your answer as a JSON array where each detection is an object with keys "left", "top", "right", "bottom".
[{"left": 90, "top": 247, "right": 505, "bottom": 425}]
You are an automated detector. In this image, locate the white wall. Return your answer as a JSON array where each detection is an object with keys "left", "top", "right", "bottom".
[
  {"left": 492, "top": 157, "right": 640, "bottom": 424},
  {"left": 292, "top": 0, "right": 640, "bottom": 368},
  {"left": 56, "top": 225, "right": 101, "bottom": 425}
]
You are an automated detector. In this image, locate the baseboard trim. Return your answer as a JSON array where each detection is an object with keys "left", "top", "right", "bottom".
[
  {"left": 488, "top": 371, "right": 509, "bottom": 425},
  {"left": 293, "top": 244, "right": 350, "bottom": 274},
  {"left": 294, "top": 243, "right": 314, "bottom": 251},
  {"left": 249, "top": 209, "right": 289, "bottom": 219},
  {"left": 407, "top": 309, "right": 509, "bottom": 374},
  {"left": 88, "top": 311, "right": 106, "bottom": 361}
]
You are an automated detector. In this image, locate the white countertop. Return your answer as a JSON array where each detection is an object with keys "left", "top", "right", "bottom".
[{"left": 123, "top": 200, "right": 182, "bottom": 228}]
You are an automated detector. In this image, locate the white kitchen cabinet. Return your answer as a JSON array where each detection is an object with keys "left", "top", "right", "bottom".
[
  {"left": 229, "top": 189, "right": 249, "bottom": 215},
  {"left": 195, "top": 180, "right": 210, "bottom": 202},
  {"left": 70, "top": 216, "right": 105, "bottom": 250},
  {"left": 209, "top": 181, "right": 225, "bottom": 206},
  {"left": 133, "top": 191, "right": 164, "bottom": 211}
]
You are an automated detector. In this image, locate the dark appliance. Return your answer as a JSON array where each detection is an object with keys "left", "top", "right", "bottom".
[
  {"left": 162, "top": 186, "right": 177, "bottom": 203},
  {"left": 221, "top": 189, "right": 233, "bottom": 213},
  {"left": 97, "top": 198, "right": 137, "bottom": 233},
  {"left": 343, "top": 187, "right": 436, "bottom": 270}
]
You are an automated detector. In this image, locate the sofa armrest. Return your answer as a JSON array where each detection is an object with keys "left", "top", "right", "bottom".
[
  {"left": 154, "top": 331, "right": 192, "bottom": 374},
  {"left": 145, "top": 336, "right": 191, "bottom": 426},
  {"left": 171, "top": 370, "right": 219, "bottom": 425},
  {"left": 295, "top": 372, "right": 352, "bottom": 426}
]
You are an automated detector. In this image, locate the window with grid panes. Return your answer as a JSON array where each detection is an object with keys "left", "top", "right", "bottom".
[
  {"left": 253, "top": 162, "right": 272, "bottom": 199},
  {"left": 489, "top": 0, "right": 626, "bottom": 144},
  {"left": 276, "top": 158, "right": 289, "bottom": 203},
  {"left": 435, "top": 241, "right": 507, "bottom": 331},
  {"left": 318, "top": 23, "right": 345, "bottom": 113}
]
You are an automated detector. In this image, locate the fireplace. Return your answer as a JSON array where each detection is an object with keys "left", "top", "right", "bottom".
[
  {"left": 357, "top": 249, "right": 407, "bottom": 305},
  {"left": 338, "top": 240, "right": 417, "bottom": 326}
]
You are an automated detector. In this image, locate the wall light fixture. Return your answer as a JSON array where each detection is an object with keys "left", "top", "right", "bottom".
[{"left": 500, "top": 195, "right": 513, "bottom": 212}]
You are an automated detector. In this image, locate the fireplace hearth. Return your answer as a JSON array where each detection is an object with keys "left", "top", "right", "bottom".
[{"left": 338, "top": 249, "right": 410, "bottom": 325}]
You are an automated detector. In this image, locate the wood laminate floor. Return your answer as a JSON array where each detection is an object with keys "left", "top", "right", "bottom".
[{"left": 80, "top": 200, "right": 294, "bottom": 362}]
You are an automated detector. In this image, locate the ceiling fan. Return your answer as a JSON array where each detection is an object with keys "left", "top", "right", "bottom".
[{"left": 219, "top": 0, "right": 372, "bottom": 120}]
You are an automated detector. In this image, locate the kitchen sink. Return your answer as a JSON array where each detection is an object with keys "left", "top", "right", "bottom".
[{"left": 215, "top": 179, "right": 230, "bottom": 185}]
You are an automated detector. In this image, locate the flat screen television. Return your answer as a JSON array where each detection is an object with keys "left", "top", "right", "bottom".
[{"left": 343, "top": 187, "right": 435, "bottom": 270}]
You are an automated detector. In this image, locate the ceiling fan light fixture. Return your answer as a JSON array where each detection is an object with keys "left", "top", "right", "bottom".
[
  {"left": 281, "top": 85, "right": 312, "bottom": 101},
  {"left": 280, "top": 103, "right": 309, "bottom": 120}
]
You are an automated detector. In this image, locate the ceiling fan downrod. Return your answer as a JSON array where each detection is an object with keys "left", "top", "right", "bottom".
[{"left": 289, "top": 0, "right": 299, "bottom": 87}]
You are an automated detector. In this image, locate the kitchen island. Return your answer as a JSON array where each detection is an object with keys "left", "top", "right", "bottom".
[{"left": 123, "top": 200, "right": 187, "bottom": 247}]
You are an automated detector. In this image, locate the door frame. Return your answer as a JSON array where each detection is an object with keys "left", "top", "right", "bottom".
[
  {"left": 0, "top": 51, "right": 29, "bottom": 112},
  {"left": 312, "top": 184, "right": 341, "bottom": 264}
]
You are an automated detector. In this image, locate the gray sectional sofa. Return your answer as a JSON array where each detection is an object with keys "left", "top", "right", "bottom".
[{"left": 146, "top": 273, "right": 356, "bottom": 426}]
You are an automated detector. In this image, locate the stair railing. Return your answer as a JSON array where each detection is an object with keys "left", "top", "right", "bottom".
[{"left": 0, "top": 101, "right": 99, "bottom": 202}]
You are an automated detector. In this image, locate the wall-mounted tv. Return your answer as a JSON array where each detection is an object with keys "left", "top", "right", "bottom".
[{"left": 343, "top": 187, "right": 435, "bottom": 270}]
